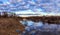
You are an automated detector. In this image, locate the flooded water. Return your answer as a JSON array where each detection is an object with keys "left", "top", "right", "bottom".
[{"left": 19, "top": 20, "right": 60, "bottom": 35}]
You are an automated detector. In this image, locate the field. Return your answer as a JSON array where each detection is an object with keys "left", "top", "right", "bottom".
[
  {"left": 0, "top": 17, "right": 24, "bottom": 35},
  {"left": 0, "top": 16, "right": 60, "bottom": 35}
]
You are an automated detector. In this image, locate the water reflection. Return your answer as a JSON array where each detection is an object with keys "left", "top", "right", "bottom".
[
  {"left": 20, "top": 19, "right": 59, "bottom": 31},
  {"left": 19, "top": 20, "right": 60, "bottom": 35}
]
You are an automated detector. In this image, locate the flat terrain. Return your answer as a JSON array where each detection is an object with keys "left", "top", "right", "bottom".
[
  {"left": 0, "top": 16, "right": 60, "bottom": 35},
  {"left": 0, "top": 17, "right": 24, "bottom": 35}
]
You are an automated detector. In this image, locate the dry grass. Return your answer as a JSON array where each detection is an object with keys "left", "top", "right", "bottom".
[{"left": 0, "top": 18, "right": 24, "bottom": 35}]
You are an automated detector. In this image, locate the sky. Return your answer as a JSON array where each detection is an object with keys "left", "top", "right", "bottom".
[{"left": 0, "top": 0, "right": 60, "bottom": 16}]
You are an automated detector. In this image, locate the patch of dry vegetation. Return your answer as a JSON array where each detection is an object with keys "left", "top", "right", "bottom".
[{"left": 0, "top": 18, "right": 24, "bottom": 35}]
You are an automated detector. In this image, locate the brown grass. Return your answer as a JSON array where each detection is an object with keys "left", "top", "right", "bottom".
[{"left": 0, "top": 18, "right": 24, "bottom": 35}]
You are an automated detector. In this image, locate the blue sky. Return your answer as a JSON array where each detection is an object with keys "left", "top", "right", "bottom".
[
  {"left": 0, "top": 0, "right": 8, "bottom": 3},
  {"left": 0, "top": 0, "right": 60, "bottom": 16}
]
